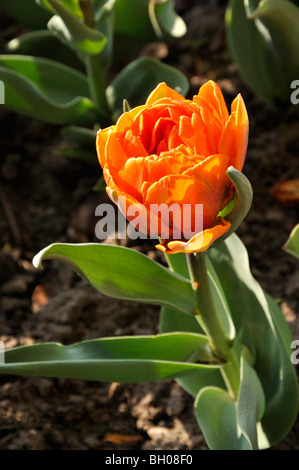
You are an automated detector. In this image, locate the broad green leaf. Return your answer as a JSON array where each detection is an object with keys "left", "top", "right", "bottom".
[
  {"left": 283, "top": 224, "right": 299, "bottom": 260},
  {"left": 149, "top": 0, "right": 187, "bottom": 39},
  {"left": 226, "top": 0, "right": 291, "bottom": 105},
  {"left": 194, "top": 387, "right": 251, "bottom": 450},
  {"left": 0, "top": 0, "right": 51, "bottom": 29},
  {"left": 208, "top": 234, "right": 299, "bottom": 447},
  {"left": 6, "top": 31, "right": 84, "bottom": 72},
  {"left": 159, "top": 307, "right": 226, "bottom": 397},
  {"left": 237, "top": 354, "right": 266, "bottom": 450},
  {"left": 33, "top": 243, "right": 196, "bottom": 315},
  {"left": 0, "top": 333, "right": 222, "bottom": 383},
  {"left": 0, "top": 55, "right": 99, "bottom": 125},
  {"left": 250, "top": 0, "right": 299, "bottom": 69},
  {"left": 106, "top": 57, "right": 189, "bottom": 121}
]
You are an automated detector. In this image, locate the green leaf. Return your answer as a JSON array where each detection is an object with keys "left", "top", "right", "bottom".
[
  {"left": 33, "top": 243, "right": 196, "bottom": 315},
  {"left": 6, "top": 30, "right": 84, "bottom": 71},
  {"left": 283, "top": 224, "right": 299, "bottom": 260},
  {"left": 0, "top": 0, "right": 51, "bottom": 29},
  {"left": 47, "top": 13, "right": 107, "bottom": 56},
  {"left": 250, "top": 0, "right": 299, "bottom": 69},
  {"left": 226, "top": 0, "right": 292, "bottom": 105},
  {"left": 237, "top": 354, "right": 266, "bottom": 450},
  {"left": 37, "top": 0, "right": 83, "bottom": 18},
  {"left": 208, "top": 234, "right": 299, "bottom": 447},
  {"left": 94, "top": 0, "right": 116, "bottom": 68},
  {"left": 164, "top": 252, "right": 189, "bottom": 279},
  {"left": 94, "top": 0, "right": 117, "bottom": 23},
  {"left": 213, "top": 167, "right": 253, "bottom": 247},
  {"left": 112, "top": 0, "right": 159, "bottom": 41},
  {"left": 0, "top": 55, "right": 99, "bottom": 125},
  {"left": 40, "top": 0, "right": 107, "bottom": 57},
  {"left": 206, "top": 257, "right": 235, "bottom": 341},
  {"left": 160, "top": 306, "right": 225, "bottom": 397},
  {"left": 161, "top": 251, "right": 233, "bottom": 397},
  {"left": 194, "top": 387, "right": 251, "bottom": 450},
  {"left": 106, "top": 57, "right": 189, "bottom": 121},
  {"left": 148, "top": 0, "right": 187, "bottom": 39},
  {"left": 164, "top": 252, "right": 235, "bottom": 342},
  {"left": 0, "top": 333, "right": 222, "bottom": 383}
]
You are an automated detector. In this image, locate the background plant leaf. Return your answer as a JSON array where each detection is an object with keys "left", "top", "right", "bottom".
[
  {"left": 283, "top": 224, "right": 299, "bottom": 260},
  {"left": 149, "top": 0, "right": 187, "bottom": 39},
  {"left": 0, "top": 0, "right": 51, "bottom": 29},
  {"left": 45, "top": 0, "right": 107, "bottom": 56},
  {"left": 0, "top": 55, "right": 99, "bottom": 125},
  {"left": 6, "top": 30, "right": 84, "bottom": 71},
  {"left": 226, "top": 0, "right": 292, "bottom": 105}
]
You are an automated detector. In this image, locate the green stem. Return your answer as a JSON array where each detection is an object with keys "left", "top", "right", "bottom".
[
  {"left": 186, "top": 252, "right": 240, "bottom": 399},
  {"left": 85, "top": 53, "right": 110, "bottom": 121},
  {"left": 80, "top": 0, "right": 110, "bottom": 121}
]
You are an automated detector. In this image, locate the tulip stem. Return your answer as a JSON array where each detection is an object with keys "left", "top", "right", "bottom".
[{"left": 186, "top": 252, "right": 240, "bottom": 399}]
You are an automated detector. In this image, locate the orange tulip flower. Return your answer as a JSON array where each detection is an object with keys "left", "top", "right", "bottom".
[{"left": 96, "top": 81, "right": 248, "bottom": 254}]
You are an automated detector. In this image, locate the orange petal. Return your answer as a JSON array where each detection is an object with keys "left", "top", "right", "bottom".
[
  {"left": 197, "top": 80, "right": 229, "bottom": 122},
  {"left": 117, "top": 157, "right": 148, "bottom": 202},
  {"left": 182, "top": 153, "right": 231, "bottom": 214},
  {"left": 156, "top": 218, "right": 231, "bottom": 254},
  {"left": 144, "top": 172, "right": 220, "bottom": 231},
  {"left": 146, "top": 82, "right": 185, "bottom": 105},
  {"left": 218, "top": 94, "right": 248, "bottom": 171},
  {"left": 106, "top": 188, "right": 150, "bottom": 236},
  {"left": 96, "top": 126, "right": 115, "bottom": 167}
]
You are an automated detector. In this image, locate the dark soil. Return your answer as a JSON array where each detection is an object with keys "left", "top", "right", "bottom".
[{"left": 0, "top": 0, "right": 298, "bottom": 450}]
